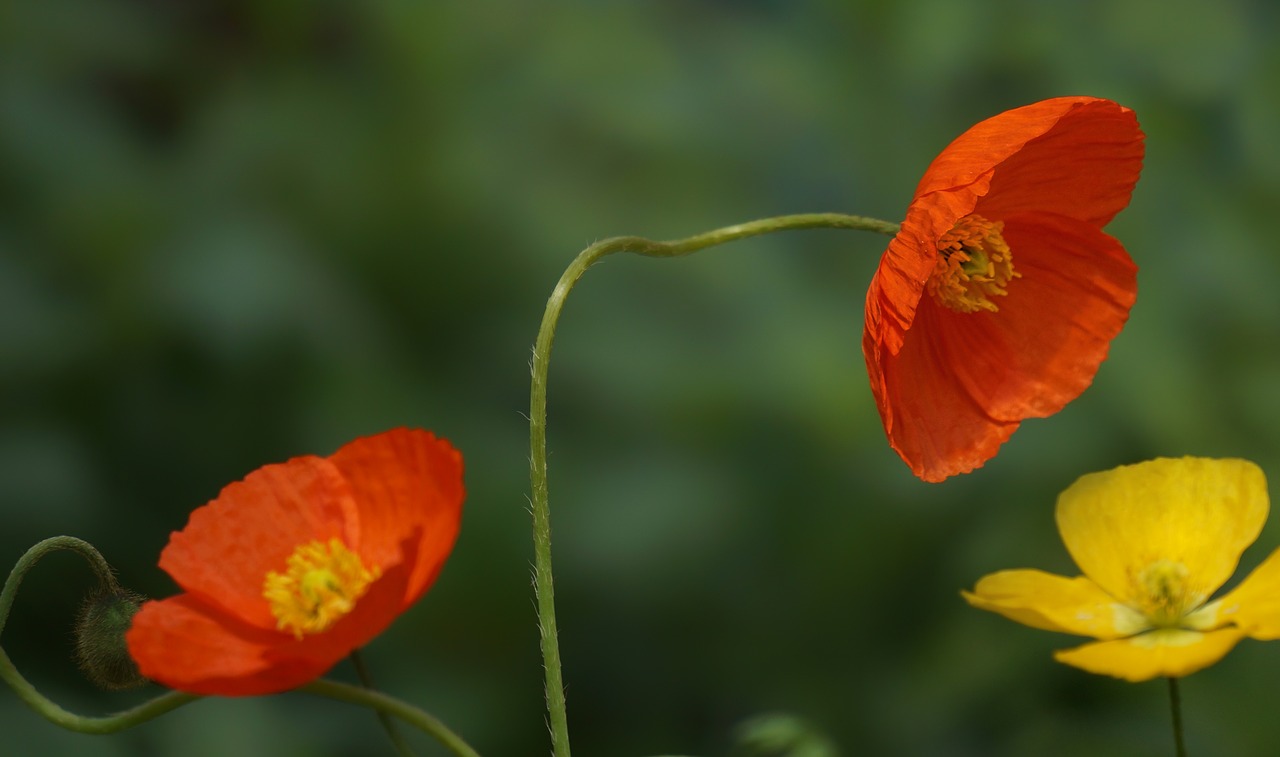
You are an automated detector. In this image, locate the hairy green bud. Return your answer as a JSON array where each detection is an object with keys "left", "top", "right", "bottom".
[{"left": 74, "top": 586, "right": 148, "bottom": 691}]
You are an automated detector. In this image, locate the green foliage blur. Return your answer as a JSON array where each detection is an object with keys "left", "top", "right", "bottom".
[{"left": 4, "top": 1, "right": 1280, "bottom": 755}]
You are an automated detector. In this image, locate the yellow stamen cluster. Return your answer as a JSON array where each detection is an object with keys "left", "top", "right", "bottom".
[
  {"left": 1134, "top": 559, "right": 1197, "bottom": 628},
  {"left": 263, "top": 538, "right": 380, "bottom": 640},
  {"left": 928, "top": 214, "right": 1020, "bottom": 313}
]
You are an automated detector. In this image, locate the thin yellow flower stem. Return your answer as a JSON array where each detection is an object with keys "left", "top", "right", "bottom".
[
  {"left": 528, "top": 212, "right": 900, "bottom": 756},
  {"left": 1168, "top": 677, "right": 1187, "bottom": 757}
]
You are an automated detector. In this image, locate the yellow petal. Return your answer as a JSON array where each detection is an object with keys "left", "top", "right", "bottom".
[
  {"left": 1053, "top": 627, "right": 1247, "bottom": 682},
  {"left": 1211, "top": 546, "right": 1280, "bottom": 639},
  {"left": 1055, "top": 458, "right": 1268, "bottom": 610},
  {"left": 962, "top": 569, "right": 1146, "bottom": 638}
]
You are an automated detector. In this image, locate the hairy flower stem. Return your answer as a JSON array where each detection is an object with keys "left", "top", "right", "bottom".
[
  {"left": 528, "top": 213, "right": 900, "bottom": 756},
  {"left": 2, "top": 538, "right": 479, "bottom": 756},
  {"left": 1168, "top": 677, "right": 1187, "bottom": 757}
]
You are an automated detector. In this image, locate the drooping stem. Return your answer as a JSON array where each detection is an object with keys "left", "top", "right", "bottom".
[
  {"left": 3, "top": 538, "right": 479, "bottom": 756},
  {"left": 1, "top": 645, "right": 198, "bottom": 734},
  {"left": 301, "top": 679, "right": 482, "bottom": 757},
  {"left": 351, "top": 649, "right": 415, "bottom": 757},
  {"left": 1168, "top": 676, "right": 1187, "bottom": 757},
  {"left": 1, "top": 537, "right": 118, "bottom": 621},
  {"left": 1, "top": 536, "right": 202, "bottom": 732},
  {"left": 527, "top": 213, "right": 900, "bottom": 756}
]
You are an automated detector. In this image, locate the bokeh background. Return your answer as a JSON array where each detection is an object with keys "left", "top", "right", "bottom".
[{"left": 4, "top": 1, "right": 1280, "bottom": 755}]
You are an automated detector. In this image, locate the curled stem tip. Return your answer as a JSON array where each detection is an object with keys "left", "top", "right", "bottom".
[{"left": 2, "top": 536, "right": 199, "bottom": 733}]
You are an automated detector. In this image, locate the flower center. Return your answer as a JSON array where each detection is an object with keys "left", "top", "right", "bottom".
[
  {"left": 1135, "top": 559, "right": 1193, "bottom": 627},
  {"left": 927, "top": 214, "right": 1019, "bottom": 313},
  {"left": 263, "top": 538, "right": 380, "bottom": 639}
]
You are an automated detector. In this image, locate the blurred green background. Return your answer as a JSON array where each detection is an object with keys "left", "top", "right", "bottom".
[{"left": 3, "top": 1, "right": 1280, "bottom": 755}]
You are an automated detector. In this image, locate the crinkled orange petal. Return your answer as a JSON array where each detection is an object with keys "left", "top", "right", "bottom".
[
  {"left": 159, "top": 456, "right": 361, "bottom": 630},
  {"left": 126, "top": 594, "right": 330, "bottom": 696},
  {"left": 863, "top": 97, "right": 1143, "bottom": 482},
  {"left": 1055, "top": 458, "right": 1268, "bottom": 609},
  {"left": 1052, "top": 627, "right": 1247, "bottom": 682},
  {"left": 328, "top": 428, "right": 464, "bottom": 606},
  {"left": 869, "top": 97, "right": 1141, "bottom": 362},
  {"left": 128, "top": 537, "right": 416, "bottom": 696},
  {"left": 967, "top": 99, "right": 1143, "bottom": 226},
  {"left": 868, "top": 214, "right": 1137, "bottom": 482},
  {"left": 913, "top": 97, "right": 1139, "bottom": 215},
  {"left": 864, "top": 188, "right": 984, "bottom": 359},
  {"left": 867, "top": 296, "right": 1019, "bottom": 482},
  {"left": 962, "top": 569, "right": 1144, "bottom": 639},
  {"left": 937, "top": 214, "right": 1136, "bottom": 423},
  {"left": 1211, "top": 546, "right": 1280, "bottom": 640}
]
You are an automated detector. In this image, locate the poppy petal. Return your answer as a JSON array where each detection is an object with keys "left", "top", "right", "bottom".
[
  {"left": 868, "top": 296, "right": 1019, "bottom": 482},
  {"left": 864, "top": 193, "right": 979, "bottom": 360},
  {"left": 128, "top": 536, "right": 416, "bottom": 696},
  {"left": 1052, "top": 627, "right": 1247, "bottom": 682},
  {"left": 914, "top": 98, "right": 1142, "bottom": 228},
  {"left": 126, "top": 594, "right": 332, "bottom": 696},
  {"left": 328, "top": 428, "right": 465, "bottom": 604},
  {"left": 160, "top": 456, "right": 361, "bottom": 630},
  {"left": 863, "top": 98, "right": 1143, "bottom": 482},
  {"left": 938, "top": 213, "right": 1136, "bottom": 422},
  {"left": 1055, "top": 458, "right": 1269, "bottom": 609},
  {"left": 1210, "top": 547, "right": 1280, "bottom": 639},
  {"left": 974, "top": 100, "right": 1143, "bottom": 226},
  {"left": 963, "top": 569, "right": 1146, "bottom": 639},
  {"left": 912, "top": 98, "right": 1086, "bottom": 198}
]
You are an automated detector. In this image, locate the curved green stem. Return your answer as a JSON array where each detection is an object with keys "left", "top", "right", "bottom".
[
  {"left": 1, "top": 536, "right": 203, "bottom": 732},
  {"left": 4, "top": 538, "right": 479, "bottom": 755},
  {"left": 528, "top": 212, "right": 899, "bottom": 756},
  {"left": 351, "top": 650, "right": 415, "bottom": 757},
  {"left": 301, "top": 679, "right": 481, "bottom": 757},
  {"left": 1, "top": 645, "right": 198, "bottom": 734},
  {"left": 2, "top": 537, "right": 117, "bottom": 623}
]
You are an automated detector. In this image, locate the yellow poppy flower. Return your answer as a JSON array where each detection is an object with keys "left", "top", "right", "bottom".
[{"left": 963, "top": 457, "right": 1280, "bottom": 681}]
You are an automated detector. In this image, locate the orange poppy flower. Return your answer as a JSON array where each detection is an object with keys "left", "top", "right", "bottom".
[
  {"left": 125, "top": 428, "right": 464, "bottom": 696},
  {"left": 863, "top": 97, "right": 1144, "bottom": 482}
]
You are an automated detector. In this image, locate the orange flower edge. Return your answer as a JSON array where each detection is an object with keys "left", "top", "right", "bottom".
[
  {"left": 863, "top": 97, "right": 1144, "bottom": 482},
  {"left": 125, "top": 428, "right": 464, "bottom": 696}
]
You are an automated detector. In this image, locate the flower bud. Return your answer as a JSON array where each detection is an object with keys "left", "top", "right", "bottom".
[{"left": 74, "top": 586, "right": 148, "bottom": 691}]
